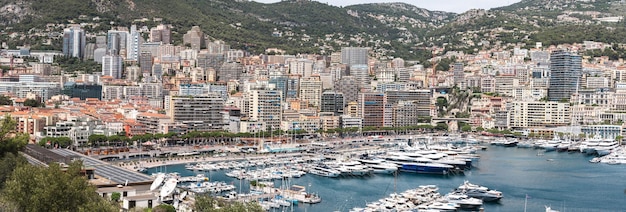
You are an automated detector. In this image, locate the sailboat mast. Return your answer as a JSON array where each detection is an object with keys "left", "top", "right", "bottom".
[
  {"left": 524, "top": 194, "right": 528, "bottom": 212},
  {"left": 394, "top": 169, "right": 397, "bottom": 193}
]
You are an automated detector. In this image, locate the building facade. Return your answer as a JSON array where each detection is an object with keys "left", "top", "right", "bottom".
[
  {"left": 62, "top": 26, "right": 86, "bottom": 59},
  {"left": 168, "top": 94, "right": 225, "bottom": 131},
  {"left": 548, "top": 50, "right": 582, "bottom": 101},
  {"left": 508, "top": 101, "right": 571, "bottom": 128}
]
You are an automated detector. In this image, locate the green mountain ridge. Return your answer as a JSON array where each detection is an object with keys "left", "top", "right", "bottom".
[{"left": 1, "top": 0, "right": 625, "bottom": 61}]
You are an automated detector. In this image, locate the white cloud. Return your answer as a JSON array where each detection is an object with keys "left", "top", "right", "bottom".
[{"left": 252, "top": 0, "right": 522, "bottom": 13}]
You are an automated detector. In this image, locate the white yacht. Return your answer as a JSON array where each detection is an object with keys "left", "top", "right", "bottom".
[
  {"left": 150, "top": 173, "right": 166, "bottom": 191},
  {"left": 308, "top": 165, "right": 341, "bottom": 178},
  {"left": 445, "top": 193, "right": 483, "bottom": 209},
  {"left": 159, "top": 178, "right": 178, "bottom": 197},
  {"left": 358, "top": 158, "right": 398, "bottom": 174},
  {"left": 594, "top": 141, "right": 619, "bottom": 156},
  {"left": 337, "top": 160, "right": 372, "bottom": 176}
]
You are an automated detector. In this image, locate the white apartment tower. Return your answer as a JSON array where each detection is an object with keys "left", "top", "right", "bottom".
[
  {"left": 127, "top": 25, "right": 141, "bottom": 61},
  {"left": 102, "top": 54, "right": 123, "bottom": 79},
  {"left": 299, "top": 76, "right": 323, "bottom": 108},
  {"left": 248, "top": 90, "right": 282, "bottom": 130}
]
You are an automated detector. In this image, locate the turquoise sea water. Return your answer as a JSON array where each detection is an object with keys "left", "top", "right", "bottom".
[{"left": 147, "top": 146, "right": 626, "bottom": 212}]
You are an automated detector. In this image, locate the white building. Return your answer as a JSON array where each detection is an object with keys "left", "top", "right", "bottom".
[
  {"left": 299, "top": 76, "right": 323, "bottom": 108},
  {"left": 581, "top": 125, "right": 623, "bottom": 140},
  {"left": 102, "top": 54, "right": 123, "bottom": 79},
  {"left": 508, "top": 101, "right": 571, "bottom": 129}
]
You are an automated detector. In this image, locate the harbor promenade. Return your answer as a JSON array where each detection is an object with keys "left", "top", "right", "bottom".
[
  {"left": 118, "top": 150, "right": 305, "bottom": 170},
  {"left": 114, "top": 136, "right": 392, "bottom": 171}
]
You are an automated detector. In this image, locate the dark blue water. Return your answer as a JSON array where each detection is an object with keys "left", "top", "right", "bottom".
[{"left": 147, "top": 146, "right": 626, "bottom": 212}]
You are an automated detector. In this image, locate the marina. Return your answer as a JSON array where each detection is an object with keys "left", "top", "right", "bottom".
[{"left": 134, "top": 136, "right": 626, "bottom": 211}]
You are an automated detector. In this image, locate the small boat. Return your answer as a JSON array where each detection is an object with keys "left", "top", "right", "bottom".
[
  {"left": 455, "top": 181, "right": 503, "bottom": 202},
  {"left": 445, "top": 193, "right": 483, "bottom": 209},
  {"left": 150, "top": 173, "right": 166, "bottom": 191},
  {"left": 178, "top": 191, "right": 188, "bottom": 201},
  {"left": 159, "top": 178, "right": 178, "bottom": 197},
  {"left": 545, "top": 206, "right": 560, "bottom": 212},
  {"left": 517, "top": 142, "right": 533, "bottom": 148},
  {"left": 284, "top": 185, "right": 322, "bottom": 204},
  {"left": 503, "top": 140, "right": 518, "bottom": 147}
]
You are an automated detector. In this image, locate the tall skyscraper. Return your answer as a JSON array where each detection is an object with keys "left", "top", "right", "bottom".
[
  {"left": 139, "top": 52, "right": 153, "bottom": 74},
  {"left": 150, "top": 24, "right": 171, "bottom": 44},
  {"left": 102, "top": 54, "right": 123, "bottom": 79},
  {"left": 183, "top": 26, "right": 205, "bottom": 51},
  {"left": 548, "top": 50, "right": 582, "bottom": 101},
  {"left": 286, "top": 75, "right": 300, "bottom": 99},
  {"left": 453, "top": 62, "right": 465, "bottom": 86},
  {"left": 127, "top": 25, "right": 141, "bottom": 61},
  {"left": 269, "top": 76, "right": 289, "bottom": 100},
  {"left": 107, "top": 30, "right": 128, "bottom": 57},
  {"left": 341, "top": 47, "right": 369, "bottom": 66},
  {"left": 62, "top": 26, "right": 86, "bottom": 59},
  {"left": 335, "top": 76, "right": 359, "bottom": 104},
  {"left": 350, "top": 64, "right": 370, "bottom": 89}
]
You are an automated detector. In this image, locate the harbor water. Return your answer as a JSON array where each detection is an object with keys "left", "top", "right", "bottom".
[{"left": 146, "top": 146, "right": 626, "bottom": 212}]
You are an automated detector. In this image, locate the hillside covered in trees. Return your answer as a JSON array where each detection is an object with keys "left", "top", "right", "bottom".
[{"left": 1, "top": 0, "right": 626, "bottom": 61}]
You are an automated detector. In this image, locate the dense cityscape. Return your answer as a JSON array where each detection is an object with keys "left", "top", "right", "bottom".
[{"left": 1, "top": 0, "right": 626, "bottom": 211}]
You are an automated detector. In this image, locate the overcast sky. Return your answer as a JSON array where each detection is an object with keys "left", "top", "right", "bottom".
[{"left": 253, "top": 0, "right": 522, "bottom": 13}]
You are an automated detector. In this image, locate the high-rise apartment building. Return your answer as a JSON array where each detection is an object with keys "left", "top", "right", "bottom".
[
  {"left": 453, "top": 62, "right": 464, "bottom": 86},
  {"left": 335, "top": 76, "right": 359, "bottom": 104},
  {"left": 350, "top": 64, "right": 370, "bottom": 89},
  {"left": 359, "top": 92, "right": 387, "bottom": 127},
  {"left": 288, "top": 59, "right": 314, "bottom": 77},
  {"left": 341, "top": 47, "right": 369, "bottom": 66},
  {"left": 168, "top": 94, "right": 224, "bottom": 131},
  {"left": 269, "top": 76, "right": 288, "bottom": 100},
  {"left": 102, "top": 54, "right": 123, "bottom": 79},
  {"left": 386, "top": 90, "right": 431, "bottom": 117},
  {"left": 218, "top": 62, "right": 244, "bottom": 82},
  {"left": 197, "top": 53, "right": 225, "bottom": 72},
  {"left": 548, "top": 50, "right": 582, "bottom": 101},
  {"left": 150, "top": 24, "right": 172, "bottom": 44},
  {"left": 299, "top": 76, "right": 323, "bottom": 108},
  {"left": 107, "top": 30, "right": 128, "bottom": 57},
  {"left": 139, "top": 52, "right": 153, "bottom": 74},
  {"left": 286, "top": 75, "right": 300, "bottom": 99},
  {"left": 508, "top": 101, "right": 571, "bottom": 128},
  {"left": 183, "top": 26, "right": 205, "bottom": 51},
  {"left": 62, "top": 26, "right": 86, "bottom": 59},
  {"left": 248, "top": 89, "right": 282, "bottom": 130},
  {"left": 321, "top": 91, "right": 344, "bottom": 115},
  {"left": 127, "top": 25, "right": 141, "bottom": 61},
  {"left": 393, "top": 101, "right": 421, "bottom": 127}
]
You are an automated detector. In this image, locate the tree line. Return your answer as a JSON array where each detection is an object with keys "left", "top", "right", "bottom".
[
  {"left": 1, "top": 114, "right": 265, "bottom": 211},
  {"left": 0, "top": 116, "right": 118, "bottom": 211}
]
